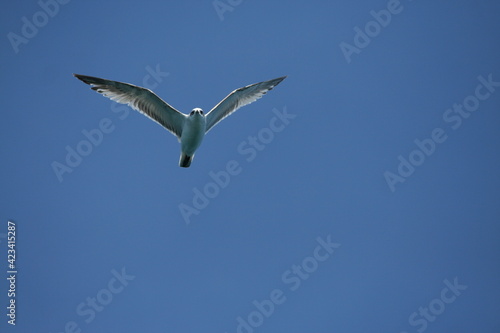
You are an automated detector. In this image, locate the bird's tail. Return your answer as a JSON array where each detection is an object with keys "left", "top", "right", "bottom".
[{"left": 179, "top": 153, "right": 193, "bottom": 168}]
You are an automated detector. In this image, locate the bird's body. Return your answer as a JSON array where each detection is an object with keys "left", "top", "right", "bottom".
[
  {"left": 73, "top": 74, "right": 286, "bottom": 167},
  {"left": 179, "top": 108, "right": 206, "bottom": 167}
]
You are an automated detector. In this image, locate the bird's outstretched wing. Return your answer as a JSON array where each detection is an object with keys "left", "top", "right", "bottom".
[
  {"left": 73, "top": 74, "right": 186, "bottom": 139},
  {"left": 205, "top": 76, "right": 287, "bottom": 133}
]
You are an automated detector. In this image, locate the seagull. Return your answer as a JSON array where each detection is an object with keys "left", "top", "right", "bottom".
[{"left": 73, "top": 74, "right": 286, "bottom": 167}]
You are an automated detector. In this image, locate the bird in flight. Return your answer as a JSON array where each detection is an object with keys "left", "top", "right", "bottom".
[{"left": 74, "top": 74, "right": 286, "bottom": 167}]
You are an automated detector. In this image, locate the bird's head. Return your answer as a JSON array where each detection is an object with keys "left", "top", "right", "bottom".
[{"left": 189, "top": 108, "right": 204, "bottom": 117}]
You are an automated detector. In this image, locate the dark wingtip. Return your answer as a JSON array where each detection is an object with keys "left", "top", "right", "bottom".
[
  {"left": 73, "top": 73, "right": 87, "bottom": 80},
  {"left": 272, "top": 76, "right": 287, "bottom": 86},
  {"left": 73, "top": 74, "right": 107, "bottom": 88},
  {"left": 73, "top": 73, "right": 91, "bottom": 85}
]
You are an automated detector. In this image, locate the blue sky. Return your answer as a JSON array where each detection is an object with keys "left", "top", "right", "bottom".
[{"left": 1, "top": 1, "right": 500, "bottom": 332}]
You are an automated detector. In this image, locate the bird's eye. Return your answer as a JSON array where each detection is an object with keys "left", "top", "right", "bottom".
[
  {"left": 190, "top": 111, "right": 194, "bottom": 115},
  {"left": 200, "top": 110, "right": 203, "bottom": 114}
]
